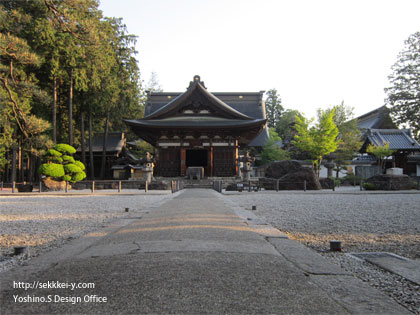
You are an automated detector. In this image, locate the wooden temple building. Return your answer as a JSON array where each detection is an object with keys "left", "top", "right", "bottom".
[{"left": 125, "top": 76, "right": 268, "bottom": 177}]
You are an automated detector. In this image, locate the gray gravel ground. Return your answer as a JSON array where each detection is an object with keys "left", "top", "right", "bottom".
[
  {"left": 0, "top": 191, "right": 176, "bottom": 272},
  {"left": 223, "top": 189, "right": 420, "bottom": 314}
]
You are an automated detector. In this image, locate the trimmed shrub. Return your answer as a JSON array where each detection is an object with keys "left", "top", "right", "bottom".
[
  {"left": 46, "top": 149, "right": 62, "bottom": 157},
  {"left": 64, "top": 163, "right": 83, "bottom": 174},
  {"left": 53, "top": 143, "right": 76, "bottom": 155},
  {"left": 62, "top": 155, "right": 76, "bottom": 164},
  {"left": 38, "top": 163, "right": 65, "bottom": 178},
  {"left": 74, "top": 160, "right": 85, "bottom": 171},
  {"left": 38, "top": 143, "right": 86, "bottom": 186},
  {"left": 362, "top": 183, "right": 376, "bottom": 190},
  {"left": 72, "top": 171, "right": 86, "bottom": 182},
  {"left": 46, "top": 156, "right": 63, "bottom": 163}
]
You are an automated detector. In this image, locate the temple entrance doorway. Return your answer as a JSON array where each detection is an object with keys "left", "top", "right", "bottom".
[{"left": 186, "top": 149, "right": 208, "bottom": 168}]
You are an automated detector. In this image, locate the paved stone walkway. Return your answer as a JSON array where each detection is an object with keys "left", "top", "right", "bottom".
[{"left": 0, "top": 189, "right": 410, "bottom": 314}]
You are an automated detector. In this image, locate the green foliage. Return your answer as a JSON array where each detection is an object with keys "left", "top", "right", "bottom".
[
  {"left": 63, "top": 175, "right": 72, "bottom": 182},
  {"left": 341, "top": 175, "right": 362, "bottom": 186},
  {"left": 265, "top": 89, "right": 284, "bottom": 128},
  {"left": 133, "top": 140, "right": 155, "bottom": 158},
  {"left": 38, "top": 142, "right": 85, "bottom": 184},
  {"left": 362, "top": 183, "right": 376, "bottom": 191},
  {"left": 260, "top": 128, "right": 291, "bottom": 165},
  {"left": 46, "top": 156, "right": 63, "bottom": 163},
  {"left": 366, "top": 142, "right": 395, "bottom": 171},
  {"left": 63, "top": 163, "right": 83, "bottom": 174},
  {"left": 292, "top": 109, "right": 340, "bottom": 176},
  {"left": 74, "top": 160, "right": 86, "bottom": 171},
  {"left": 327, "top": 102, "right": 363, "bottom": 177},
  {"left": 72, "top": 171, "right": 86, "bottom": 182},
  {"left": 62, "top": 155, "right": 76, "bottom": 164},
  {"left": 38, "top": 163, "right": 65, "bottom": 178},
  {"left": 53, "top": 143, "right": 76, "bottom": 155},
  {"left": 386, "top": 31, "right": 420, "bottom": 141},
  {"left": 46, "top": 149, "right": 62, "bottom": 157}
]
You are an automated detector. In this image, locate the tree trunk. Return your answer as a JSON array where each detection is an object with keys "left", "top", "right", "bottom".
[
  {"left": 28, "top": 151, "right": 35, "bottom": 183},
  {"left": 18, "top": 142, "right": 23, "bottom": 182},
  {"left": 52, "top": 77, "right": 57, "bottom": 144},
  {"left": 68, "top": 72, "right": 73, "bottom": 146},
  {"left": 80, "top": 111, "right": 86, "bottom": 166},
  {"left": 11, "top": 145, "right": 16, "bottom": 183},
  {"left": 100, "top": 111, "right": 109, "bottom": 180},
  {"left": 88, "top": 108, "right": 94, "bottom": 179}
]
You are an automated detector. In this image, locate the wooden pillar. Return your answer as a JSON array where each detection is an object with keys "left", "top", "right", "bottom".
[
  {"left": 180, "top": 148, "right": 186, "bottom": 176},
  {"left": 209, "top": 146, "right": 214, "bottom": 177}
]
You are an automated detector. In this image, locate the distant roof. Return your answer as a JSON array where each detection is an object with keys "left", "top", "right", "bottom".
[
  {"left": 78, "top": 132, "right": 125, "bottom": 153},
  {"left": 248, "top": 127, "right": 270, "bottom": 147},
  {"left": 356, "top": 106, "right": 396, "bottom": 129},
  {"left": 364, "top": 129, "right": 420, "bottom": 151}
]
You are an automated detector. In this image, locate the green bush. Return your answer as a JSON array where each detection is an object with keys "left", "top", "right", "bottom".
[
  {"left": 72, "top": 171, "right": 86, "bottom": 182},
  {"left": 38, "top": 163, "right": 65, "bottom": 178},
  {"left": 38, "top": 143, "right": 86, "bottom": 184},
  {"left": 62, "top": 155, "right": 76, "bottom": 164},
  {"left": 53, "top": 143, "right": 76, "bottom": 155},
  {"left": 74, "top": 160, "right": 85, "bottom": 171},
  {"left": 362, "top": 183, "right": 376, "bottom": 190},
  {"left": 64, "top": 163, "right": 83, "bottom": 174},
  {"left": 341, "top": 174, "right": 362, "bottom": 186},
  {"left": 46, "top": 149, "right": 62, "bottom": 157},
  {"left": 46, "top": 156, "right": 63, "bottom": 163}
]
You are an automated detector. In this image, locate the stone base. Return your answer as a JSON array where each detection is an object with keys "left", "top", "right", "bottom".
[{"left": 43, "top": 178, "right": 68, "bottom": 191}]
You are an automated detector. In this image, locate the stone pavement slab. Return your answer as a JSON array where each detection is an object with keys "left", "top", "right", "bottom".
[
  {"left": 0, "top": 189, "right": 410, "bottom": 314},
  {"left": 350, "top": 252, "right": 420, "bottom": 285}
]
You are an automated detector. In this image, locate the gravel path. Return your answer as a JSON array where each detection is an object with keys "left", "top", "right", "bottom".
[
  {"left": 0, "top": 191, "right": 176, "bottom": 272},
  {"left": 223, "top": 190, "right": 420, "bottom": 314}
]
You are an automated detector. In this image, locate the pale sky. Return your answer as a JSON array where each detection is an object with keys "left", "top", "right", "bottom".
[{"left": 99, "top": 0, "right": 420, "bottom": 119}]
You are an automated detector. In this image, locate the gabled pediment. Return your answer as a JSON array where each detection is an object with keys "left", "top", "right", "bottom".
[{"left": 144, "top": 75, "right": 252, "bottom": 120}]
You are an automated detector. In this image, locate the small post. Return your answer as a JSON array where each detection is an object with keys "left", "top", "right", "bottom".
[
  {"left": 248, "top": 180, "right": 251, "bottom": 192},
  {"left": 360, "top": 180, "right": 363, "bottom": 191},
  {"left": 12, "top": 181, "right": 15, "bottom": 193},
  {"left": 303, "top": 180, "right": 307, "bottom": 192},
  {"left": 332, "top": 180, "right": 335, "bottom": 191},
  {"left": 1, "top": 181, "right": 3, "bottom": 191},
  {"left": 118, "top": 181, "right": 121, "bottom": 193},
  {"left": 39, "top": 181, "right": 42, "bottom": 193},
  {"left": 145, "top": 180, "right": 148, "bottom": 192},
  {"left": 65, "top": 181, "right": 68, "bottom": 193},
  {"left": 92, "top": 181, "right": 95, "bottom": 193},
  {"left": 276, "top": 179, "right": 279, "bottom": 192}
]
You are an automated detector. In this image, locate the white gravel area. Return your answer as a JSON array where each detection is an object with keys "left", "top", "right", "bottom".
[
  {"left": 0, "top": 191, "right": 176, "bottom": 272},
  {"left": 222, "top": 190, "right": 420, "bottom": 314}
]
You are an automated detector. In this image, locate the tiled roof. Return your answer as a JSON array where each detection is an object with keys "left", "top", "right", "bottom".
[
  {"left": 366, "top": 129, "right": 420, "bottom": 150},
  {"left": 77, "top": 132, "right": 125, "bottom": 153}
]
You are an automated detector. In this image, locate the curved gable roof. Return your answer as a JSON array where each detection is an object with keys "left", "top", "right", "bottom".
[{"left": 144, "top": 75, "right": 252, "bottom": 120}]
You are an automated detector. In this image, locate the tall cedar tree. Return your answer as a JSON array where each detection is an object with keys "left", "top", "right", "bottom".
[
  {"left": 385, "top": 31, "right": 420, "bottom": 141},
  {"left": 265, "top": 89, "right": 284, "bottom": 129}
]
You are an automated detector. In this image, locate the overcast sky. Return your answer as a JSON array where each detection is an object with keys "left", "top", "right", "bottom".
[{"left": 99, "top": 0, "right": 420, "bottom": 119}]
